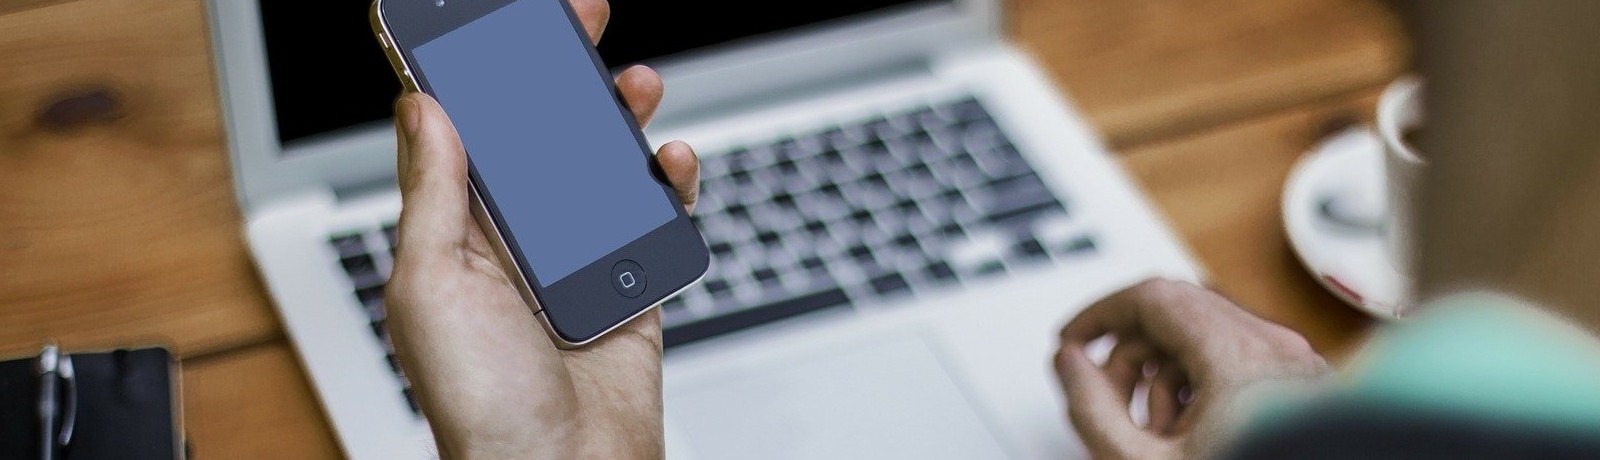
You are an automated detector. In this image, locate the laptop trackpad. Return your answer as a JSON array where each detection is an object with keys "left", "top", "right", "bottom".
[{"left": 666, "top": 333, "right": 1011, "bottom": 460}]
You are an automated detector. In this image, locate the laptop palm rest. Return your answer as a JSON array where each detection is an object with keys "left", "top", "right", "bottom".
[{"left": 666, "top": 332, "right": 1011, "bottom": 459}]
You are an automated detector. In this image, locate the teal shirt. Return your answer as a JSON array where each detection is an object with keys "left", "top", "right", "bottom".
[
  {"left": 1227, "top": 292, "right": 1600, "bottom": 458},
  {"left": 1340, "top": 292, "right": 1600, "bottom": 430}
]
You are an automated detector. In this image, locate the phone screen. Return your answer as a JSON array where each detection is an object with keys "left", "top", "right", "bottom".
[{"left": 410, "top": 0, "right": 678, "bottom": 287}]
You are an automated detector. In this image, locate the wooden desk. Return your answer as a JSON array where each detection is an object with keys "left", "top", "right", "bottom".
[{"left": 0, "top": 0, "right": 1403, "bottom": 456}]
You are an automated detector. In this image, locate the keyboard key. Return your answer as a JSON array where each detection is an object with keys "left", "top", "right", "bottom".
[
  {"left": 800, "top": 256, "right": 827, "bottom": 272},
  {"left": 818, "top": 148, "right": 847, "bottom": 168},
  {"left": 756, "top": 231, "right": 781, "bottom": 247},
  {"left": 816, "top": 182, "right": 844, "bottom": 198},
  {"left": 825, "top": 126, "right": 864, "bottom": 150},
  {"left": 923, "top": 261, "right": 958, "bottom": 282},
  {"left": 708, "top": 241, "right": 735, "bottom": 257},
  {"left": 664, "top": 288, "right": 851, "bottom": 348},
  {"left": 864, "top": 117, "right": 898, "bottom": 139},
  {"left": 847, "top": 245, "right": 875, "bottom": 264},
  {"left": 803, "top": 221, "right": 829, "bottom": 237},
  {"left": 986, "top": 201, "right": 1067, "bottom": 229},
  {"left": 386, "top": 353, "right": 404, "bottom": 376},
  {"left": 845, "top": 139, "right": 891, "bottom": 168},
  {"left": 848, "top": 210, "right": 875, "bottom": 227},
  {"left": 402, "top": 387, "right": 422, "bottom": 415},
  {"left": 772, "top": 193, "right": 798, "bottom": 209},
  {"left": 355, "top": 286, "right": 387, "bottom": 319},
  {"left": 1059, "top": 235, "right": 1098, "bottom": 255},
  {"left": 752, "top": 268, "right": 780, "bottom": 286},
  {"left": 902, "top": 162, "right": 936, "bottom": 180},
  {"left": 705, "top": 279, "right": 734, "bottom": 298},
  {"left": 982, "top": 173, "right": 1054, "bottom": 203},
  {"left": 936, "top": 222, "right": 966, "bottom": 240},
  {"left": 910, "top": 106, "right": 945, "bottom": 129},
  {"left": 975, "top": 260, "right": 1007, "bottom": 276},
  {"left": 340, "top": 255, "right": 382, "bottom": 286},
  {"left": 701, "top": 154, "right": 733, "bottom": 179},
  {"left": 893, "top": 232, "right": 921, "bottom": 248},
  {"left": 974, "top": 143, "right": 1031, "bottom": 177},
  {"left": 858, "top": 225, "right": 895, "bottom": 247},
  {"left": 947, "top": 230, "right": 1006, "bottom": 275},
  {"left": 724, "top": 203, "right": 749, "bottom": 220},
  {"left": 771, "top": 138, "right": 802, "bottom": 160},
  {"left": 661, "top": 299, "right": 695, "bottom": 324},
  {"left": 369, "top": 321, "right": 388, "bottom": 340},
  {"left": 1013, "top": 237, "right": 1049, "bottom": 261},
  {"left": 870, "top": 273, "right": 912, "bottom": 296},
  {"left": 891, "top": 199, "right": 920, "bottom": 217},
  {"left": 382, "top": 225, "right": 399, "bottom": 248},
  {"left": 939, "top": 97, "right": 988, "bottom": 122},
  {"left": 330, "top": 234, "right": 367, "bottom": 258},
  {"left": 939, "top": 155, "right": 987, "bottom": 187},
  {"left": 860, "top": 171, "right": 890, "bottom": 191}
]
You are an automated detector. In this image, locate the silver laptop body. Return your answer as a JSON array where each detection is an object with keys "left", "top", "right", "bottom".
[{"left": 207, "top": 0, "right": 1200, "bottom": 458}]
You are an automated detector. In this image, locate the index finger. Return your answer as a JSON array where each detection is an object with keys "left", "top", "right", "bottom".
[
  {"left": 1061, "top": 279, "right": 1210, "bottom": 360},
  {"left": 570, "top": 0, "right": 610, "bottom": 44}
]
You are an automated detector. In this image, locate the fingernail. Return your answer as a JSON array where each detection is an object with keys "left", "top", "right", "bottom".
[
  {"left": 395, "top": 96, "right": 421, "bottom": 177},
  {"left": 398, "top": 95, "right": 422, "bottom": 141}
]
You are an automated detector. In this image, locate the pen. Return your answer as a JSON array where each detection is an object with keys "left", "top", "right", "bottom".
[{"left": 37, "top": 344, "right": 59, "bottom": 460}]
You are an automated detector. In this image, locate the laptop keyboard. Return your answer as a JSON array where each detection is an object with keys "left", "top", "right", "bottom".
[
  {"left": 664, "top": 96, "right": 1097, "bottom": 347},
  {"left": 328, "top": 224, "right": 421, "bottom": 417},
  {"left": 324, "top": 95, "right": 1099, "bottom": 411}
]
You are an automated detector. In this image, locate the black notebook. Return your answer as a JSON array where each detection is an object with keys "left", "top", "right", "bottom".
[{"left": 0, "top": 347, "right": 181, "bottom": 460}]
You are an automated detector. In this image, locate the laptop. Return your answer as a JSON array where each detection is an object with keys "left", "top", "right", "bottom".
[{"left": 207, "top": 0, "right": 1201, "bottom": 458}]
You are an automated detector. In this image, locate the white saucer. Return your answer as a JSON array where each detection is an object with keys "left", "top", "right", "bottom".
[{"left": 1282, "top": 128, "right": 1408, "bottom": 319}]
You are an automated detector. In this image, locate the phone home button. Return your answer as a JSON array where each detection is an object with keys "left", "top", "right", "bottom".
[{"left": 611, "top": 260, "right": 647, "bottom": 298}]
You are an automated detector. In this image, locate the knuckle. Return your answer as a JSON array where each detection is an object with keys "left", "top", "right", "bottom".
[
  {"left": 1130, "top": 278, "right": 1198, "bottom": 306},
  {"left": 1272, "top": 328, "right": 1316, "bottom": 355},
  {"left": 1261, "top": 326, "right": 1327, "bottom": 371},
  {"left": 1128, "top": 278, "right": 1212, "bottom": 321}
]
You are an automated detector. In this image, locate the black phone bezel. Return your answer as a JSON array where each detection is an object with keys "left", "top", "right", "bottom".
[{"left": 377, "top": 0, "right": 709, "bottom": 344}]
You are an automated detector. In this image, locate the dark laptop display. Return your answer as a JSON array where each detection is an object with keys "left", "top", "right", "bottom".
[{"left": 259, "top": 0, "right": 941, "bottom": 147}]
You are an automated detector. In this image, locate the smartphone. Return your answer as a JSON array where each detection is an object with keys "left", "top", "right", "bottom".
[{"left": 371, "top": 0, "right": 709, "bottom": 347}]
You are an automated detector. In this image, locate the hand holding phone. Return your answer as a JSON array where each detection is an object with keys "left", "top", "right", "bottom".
[
  {"left": 374, "top": 0, "right": 700, "bottom": 457},
  {"left": 386, "top": 75, "right": 696, "bottom": 460},
  {"left": 375, "top": 0, "right": 710, "bottom": 347}
]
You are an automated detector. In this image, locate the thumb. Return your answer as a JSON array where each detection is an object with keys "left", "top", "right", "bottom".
[{"left": 395, "top": 93, "right": 471, "bottom": 258}]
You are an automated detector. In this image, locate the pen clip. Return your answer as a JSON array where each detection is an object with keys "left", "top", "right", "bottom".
[
  {"left": 37, "top": 344, "right": 59, "bottom": 460},
  {"left": 57, "top": 354, "right": 77, "bottom": 447},
  {"left": 37, "top": 344, "right": 58, "bottom": 375},
  {"left": 35, "top": 344, "right": 78, "bottom": 457}
]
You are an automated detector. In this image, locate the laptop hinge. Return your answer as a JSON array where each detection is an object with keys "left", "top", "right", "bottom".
[
  {"left": 651, "top": 55, "right": 934, "bottom": 133},
  {"left": 331, "top": 175, "right": 400, "bottom": 204}
]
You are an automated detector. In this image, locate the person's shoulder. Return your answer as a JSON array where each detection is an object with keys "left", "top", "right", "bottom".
[
  {"left": 1224, "top": 292, "right": 1600, "bottom": 459},
  {"left": 1343, "top": 291, "right": 1600, "bottom": 429},
  {"left": 1223, "top": 396, "right": 1600, "bottom": 460}
]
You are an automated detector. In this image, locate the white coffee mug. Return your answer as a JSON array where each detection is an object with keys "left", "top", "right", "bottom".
[{"left": 1377, "top": 77, "right": 1426, "bottom": 284}]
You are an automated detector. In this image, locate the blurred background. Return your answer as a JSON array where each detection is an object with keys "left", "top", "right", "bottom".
[{"left": 0, "top": 0, "right": 1404, "bottom": 457}]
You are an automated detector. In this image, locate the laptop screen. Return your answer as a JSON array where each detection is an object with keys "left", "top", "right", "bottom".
[{"left": 260, "top": 0, "right": 945, "bottom": 148}]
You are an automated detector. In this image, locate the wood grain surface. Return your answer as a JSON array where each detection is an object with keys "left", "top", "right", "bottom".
[
  {"left": 1013, "top": 0, "right": 1406, "bottom": 149},
  {"left": 1123, "top": 90, "right": 1384, "bottom": 360},
  {"left": 0, "top": 0, "right": 1404, "bottom": 455},
  {"left": 183, "top": 341, "right": 343, "bottom": 459},
  {"left": 0, "top": 0, "right": 277, "bottom": 359}
]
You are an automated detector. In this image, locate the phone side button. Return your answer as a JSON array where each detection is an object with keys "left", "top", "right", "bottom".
[{"left": 611, "top": 260, "right": 647, "bottom": 298}]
